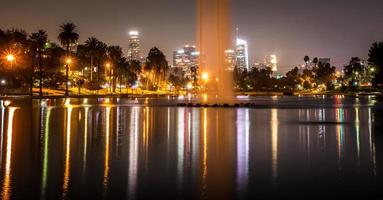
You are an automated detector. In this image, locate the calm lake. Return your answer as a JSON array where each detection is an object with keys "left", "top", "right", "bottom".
[{"left": 0, "top": 96, "right": 382, "bottom": 199}]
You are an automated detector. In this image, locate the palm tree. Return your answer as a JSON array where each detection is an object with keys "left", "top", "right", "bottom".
[
  {"left": 84, "top": 37, "right": 100, "bottom": 81},
  {"left": 58, "top": 23, "right": 79, "bottom": 96},
  {"left": 30, "top": 30, "right": 48, "bottom": 96},
  {"left": 94, "top": 41, "right": 107, "bottom": 82},
  {"left": 304, "top": 55, "right": 310, "bottom": 68},
  {"left": 312, "top": 57, "right": 319, "bottom": 68},
  {"left": 145, "top": 47, "right": 169, "bottom": 90},
  {"left": 107, "top": 46, "right": 123, "bottom": 92}
]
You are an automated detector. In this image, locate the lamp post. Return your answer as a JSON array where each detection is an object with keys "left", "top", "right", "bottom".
[
  {"left": 201, "top": 72, "right": 209, "bottom": 92},
  {"left": 6, "top": 54, "right": 15, "bottom": 66},
  {"left": 106, "top": 63, "right": 112, "bottom": 94},
  {"left": 4, "top": 54, "right": 15, "bottom": 92},
  {"left": 65, "top": 58, "right": 71, "bottom": 96}
]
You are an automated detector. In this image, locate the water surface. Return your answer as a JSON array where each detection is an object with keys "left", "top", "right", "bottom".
[{"left": 0, "top": 96, "right": 382, "bottom": 199}]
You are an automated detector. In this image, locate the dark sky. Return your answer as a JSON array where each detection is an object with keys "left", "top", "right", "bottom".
[{"left": 1, "top": 0, "right": 383, "bottom": 72}]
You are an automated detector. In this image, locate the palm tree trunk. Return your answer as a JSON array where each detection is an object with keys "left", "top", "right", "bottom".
[
  {"left": 90, "top": 56, "right": 93, "bottom": 81},
  {"left": 39, "top": 49, "right": 43, "bottom": 96},
  {"left": 30, "top": 51, "right": 34, "bottom": 96},
  {"left": 119, "top": 72, "right": 122, "bottom": 93},
  {"left": 65, "top": 44, "right": 69, "bottom": 96}
]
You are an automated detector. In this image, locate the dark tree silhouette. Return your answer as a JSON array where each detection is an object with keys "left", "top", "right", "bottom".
[
  {"left": 145, "top": 47, "right": 169, "bottom": 89},
  {"left": 58, "top": 23, "right": 79, "bottom": 95},
  {"left": 368, "top": 42, "right": 383, "bottom": 87},
  {"left": 30, "top": 30, "right": 48, "bottom": 96}
]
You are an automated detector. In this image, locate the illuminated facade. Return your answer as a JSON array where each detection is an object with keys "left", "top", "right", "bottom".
[
  {"left": 225, "top": 49, "right": 236, "bottom": 71},
  {"left": 127, "top": 31, "right": 141, "bottom": 61},
  {"left": 236, "top": 39, "right": 249, "bottom": 71},
  {"left": 173, "top": 45, "right": 199, "bottom": 80},
  {"left": 265, "top": 54, "right": 278, "bottom": 72}
]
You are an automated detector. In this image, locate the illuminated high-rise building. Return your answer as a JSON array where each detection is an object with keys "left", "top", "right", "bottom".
[
  {"left": 235, "top": 38, "right": 249, "bottom": 71},
  {"left": 127, "top": 31, "right": 141, "bottom": 61},
  {"left": 224, "top": 49, "right": 235, "bottom": 71},
  {"left": 173, "top": 45, "right": 199, "bottom": 80},
  {"left": 265, "top": 54, "right": 278, "bottom": 72}
]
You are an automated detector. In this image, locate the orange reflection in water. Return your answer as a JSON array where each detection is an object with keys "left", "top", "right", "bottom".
[
  {"left": 62, "top": 106, "right": 72, "bottom": 199},
  {"left": 103, "top": 107, "right": 111, "bottom": 195},
  {"left": 83, "top": 107, "right": 89, "bottom": 173},
  {"left": 202, "top": 108, "right": 207, "bottom": 193},
  {"left": 1, "top": 107, "right": 16, "bottom": 200}
]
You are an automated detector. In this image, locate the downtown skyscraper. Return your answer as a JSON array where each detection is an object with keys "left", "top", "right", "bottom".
[
  {"left": 127, "top": 31, "right": 141, "bottom": 61},
  {"left": 173, "top": 45, "right": 199, "bottom": 81},
  {"left": 235, "top": 38, "right": 250, "bottom": 71}
]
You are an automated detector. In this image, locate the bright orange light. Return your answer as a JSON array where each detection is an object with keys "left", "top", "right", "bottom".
[
  {"left": 106, "top": 63, "right": 111, "bottom": 68},
  {"left": 186, "top": 82, "right": 193, "bottom": 90},
  {"left": 201, "top": 72, "right": 209, "bottom": 82},
  {"left": 6, "top": 54, "right": 15, "bottom": 62},
  {"left": 66, "top": 58, "right": 72, "bottom": 64}
]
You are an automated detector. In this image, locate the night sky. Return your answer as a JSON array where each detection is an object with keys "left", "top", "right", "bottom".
[{"left": 1, "top": 0, "right": 383, "bottom": 72}]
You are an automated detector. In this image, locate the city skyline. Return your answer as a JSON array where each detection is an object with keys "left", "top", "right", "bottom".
[{"left": 1, "top": 0, "right": 383, "bottom": 73}]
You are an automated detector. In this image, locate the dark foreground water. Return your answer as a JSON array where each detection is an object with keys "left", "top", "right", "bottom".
[{"left": 0, "top": 96, "right": 382, "bottom": 199}]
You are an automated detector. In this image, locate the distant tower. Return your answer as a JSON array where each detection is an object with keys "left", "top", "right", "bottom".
[
  {"left": 127, "top": 31, "right": 141, "bottom": 61},
  {"left": 269, "top": 54, "right": 278, "bottom": 72},
  {"left": 235, "top": 38, "right": 249, "bottom": 71},
  {"left": 173, "top": 45, "right": 199, "bottom": 80}
]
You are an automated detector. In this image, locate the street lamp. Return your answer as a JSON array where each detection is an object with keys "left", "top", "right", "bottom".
[
  {"left": 201, "top": 72, "right": 209, "bottom": 82},
  {"left": 106, "top": 63, "right": 112, "bottom": 94},
  {"left": 6, "top": 54, "right": 15, "bottom": 62},
  {"left": 65, "top": 57, "right": 71, "bottom": 96},
  {"left": 201, "top": 72, "right": 209, "bottom": 94}
]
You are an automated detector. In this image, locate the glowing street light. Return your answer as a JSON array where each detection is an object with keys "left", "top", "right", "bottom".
[
  {"left": 66, "top": 58, "right": 72, "bottom": 64},
  {"left": 64, "top": 57, "right": 72, "bottom": 96},
  {"left": 201, "top": 72, "right": 209, "bottom": 82},
  {"left": 105, "top": 63, "right": 112, "bottom": 93},
  {"left": 186, "top": 82, "right": 193, "bottom": 90},
  {"left": 6, "top": 54, "right": 15, "bottom": 62}
]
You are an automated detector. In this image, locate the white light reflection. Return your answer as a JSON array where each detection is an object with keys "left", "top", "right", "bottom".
[
  {"left": 271, "top": 109, "right": 278, "bottom": 183},
  {"left": 177, "top": 108, "right": 185, "bottom": 188},
  {"left": 336, "top": 108, "right": 345, "bottom": 171},
  {"left": 236, "top": 109, "right": 250, "bottom": 193},
  {"left": 128, "top": 107, "right": 139, "bottom": 199},
  {"left": 355, "top": 107, "right": 360, "bottom": 166},
  {"left": 368, "top": 108, "right": 376, "bottom": 176}
]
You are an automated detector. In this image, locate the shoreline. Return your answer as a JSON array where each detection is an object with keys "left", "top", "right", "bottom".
[{"left": 0, "top": 91, "right": 381, "bottom": 100}]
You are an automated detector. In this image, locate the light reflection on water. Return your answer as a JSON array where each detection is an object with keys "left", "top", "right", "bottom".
[{"left": 0, "top": 97, "right": 381, "bottom": 199}]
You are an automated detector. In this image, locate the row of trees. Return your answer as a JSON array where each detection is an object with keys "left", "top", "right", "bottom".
[
  {"left": 0, "top": 23, "right": 171, "bottom": 95},
  {"left": 234, "top": 41, "right": 383, "bottom": 93},
  {"left": 234, "top": 60, "right": 337, "bottom": 92}
]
